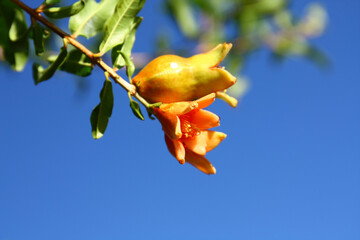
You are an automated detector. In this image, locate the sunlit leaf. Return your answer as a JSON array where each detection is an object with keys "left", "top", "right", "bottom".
[
  {"left": 32, "top": 47, "right": 68, "bottom": 84},
  {"left": 69, "top": 0, "right": 119, "bottom": 39},
  {"left": 90, "top": 78, "right": 114, "bottom": 139},
  {"left": 43, "top": 0, "right": 85, "bottom": 19},
  {"left": 251, "top": 0, "right": 287, "bottom": 15},
  {"left": 111, "top": 16, "right": 142, "bottom": 77},
  {"left": 32, "top": 22, "right": 45, "bottom": 55},
  {"left": 48, "top": 49, "right": 93, "bottom": 76},
  {"left": 99, "top": 0, "right": 146, "bottom": 55},
  {"left": 44, "top": 0, "right": 62, "bottom": 6},
  {"left": 167, "top": 0, "right": 198, "bottom": 38}
]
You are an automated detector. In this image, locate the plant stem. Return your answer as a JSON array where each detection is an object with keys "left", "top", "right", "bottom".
[{"left": 10, "top": 0, "right": 150, "bottom": 108}]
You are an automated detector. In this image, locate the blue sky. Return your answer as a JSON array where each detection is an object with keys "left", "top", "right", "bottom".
[{"left": 1, "top": 0, "right": 359, "bottom": 239}]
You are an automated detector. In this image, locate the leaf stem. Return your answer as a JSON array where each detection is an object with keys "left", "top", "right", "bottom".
[{"left": 10, "top": 0, "right": 150, "bottom": 108}]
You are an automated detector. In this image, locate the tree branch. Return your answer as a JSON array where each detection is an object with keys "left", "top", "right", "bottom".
[{"left": 10, "top": 0, "right": 151, "bottom": 108}]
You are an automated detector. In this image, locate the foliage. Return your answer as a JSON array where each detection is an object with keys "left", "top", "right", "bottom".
[{"left": 0, "top": 0, "right": 328, "bottom": 140}]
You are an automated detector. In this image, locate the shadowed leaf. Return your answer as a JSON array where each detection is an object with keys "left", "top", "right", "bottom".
[
  {"left": 48, "top": 49, "right": 93, "bottom": 76},
  {"left": 43, "top": 0, "right": 85, "bottom": 19},
  {"left": 32, "top": 47, "right": 67, "bottom": 84},
  {"left": 90, "top": 78, "right": 114, "bottom": 139},
  {"left": 129, "top": 98, "right": 144, "bottom": 120},
  {"left": 0, "top": 0, "right": 28, "bottom": 71},
  {"left": 9, "top": 8, "right": 28, "bottom": 41},
  {"left": 33, "top": 22, "right": 45, "bottom": 55}
]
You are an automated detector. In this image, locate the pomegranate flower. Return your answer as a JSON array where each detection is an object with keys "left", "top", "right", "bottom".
[
  {"left": 132, "top": 43, "right": 237, "bottom": 104},
  {"left": 153, "top": 93, "right": 226, "bottom": 174}
]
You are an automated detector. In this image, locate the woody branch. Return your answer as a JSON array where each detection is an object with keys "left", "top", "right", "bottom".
[{"left": 10, "top": 0, "right": 151, "bottom": 108}]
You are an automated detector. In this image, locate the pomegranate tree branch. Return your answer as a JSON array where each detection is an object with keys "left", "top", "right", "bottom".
[{"left": 10, "top": 0, "right": 150, "bottom": 108}]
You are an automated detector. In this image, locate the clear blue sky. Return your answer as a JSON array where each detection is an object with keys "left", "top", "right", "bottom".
[{"left": 1, "top": 0, "right": 359, "bottom": 239}]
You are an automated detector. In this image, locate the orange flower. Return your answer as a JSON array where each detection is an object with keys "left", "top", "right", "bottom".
[{"left": 153, "top": 93, "right": 226, "bottom": 174}]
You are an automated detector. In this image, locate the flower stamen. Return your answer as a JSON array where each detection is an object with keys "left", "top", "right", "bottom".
[{"left": 180, "top": 119, "right": 200, "bottom": 139}]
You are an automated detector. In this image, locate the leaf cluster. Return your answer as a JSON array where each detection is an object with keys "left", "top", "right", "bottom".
[
  {"left": 164, "top": 0, "right": 330, "bottom": 73},
  {"left": 0, "top": 0, "right": 146, "bottom": 139}
]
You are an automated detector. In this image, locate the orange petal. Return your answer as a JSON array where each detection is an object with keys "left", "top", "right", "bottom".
[
  {"left": 183, "top": 132, "right": 207, "bottom": 155},
  {"left": 154, "top": 108, "right": 182, "bottom": 139},
  {"left": 185, "top": 150, "right": 216, "bottom": 175},
  {"left": 164, "top": 135, "right": 185, "bottom": 164},
  {"left": 188, "top": 109, "right": 220, "bottom": 130},
  {"left": 161, "top": 101, "right": 198, "bottom": 115},
  {"left": 195, "top": 93, "right": 216, "bottom": 109},
  {"left": 203, "top": 130, "right": 227, "bottom": 152},
  {"left": 183, "top": 130, "right": 226, "bottom": 155}
]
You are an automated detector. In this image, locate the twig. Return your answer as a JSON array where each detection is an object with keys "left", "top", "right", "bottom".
[{"left": 10, "top": 0, "right": 150, "bottom": 108}]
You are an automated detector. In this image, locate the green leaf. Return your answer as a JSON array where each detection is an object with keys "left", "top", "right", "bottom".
[
  {"left": 90, "top": 78, "right": 114, "bottom": 139},
  {"left": 9, "top": 8, "right": 28, "bottom": 41},
  {"left": 44, "top": 0, "right": 62, "bottom": 6},
  {"left": 48, "top": 49, "right": 93, "bottom": 76},
  {"left": 121, "top": 52, "right": 135, "bottom": 79},
  {"left": 304, "top": 46, "right": 331, "bottom": 69},
  {"left": 99, "top": 0, "right": 146, "bottom": 55},
  {"left": 167, "top": 0, "right": 198, "bottom": 38},
  {"left": 43, "top": 0, "right": 85, "bottom": 19},
  {"left": 32, "top": 22, "right": 45, "bottom": 55},
  {"left": 129, "top": 98, "right": 144, "bottom": 121},
  {"left": 32, "top": 47, "right": 68, "bottom": 84},
  {"left": 111, "top": 16, "right": 142, "bottom": 77},
  {"left": 0, "top": 0, "right": 29, "bottom": 72},
  {"left": 69, "top": 0, "right": 119, "bottom": 39}
]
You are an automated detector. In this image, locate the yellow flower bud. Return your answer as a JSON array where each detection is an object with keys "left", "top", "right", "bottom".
[{"left": 132, "top": 43, "right": 237, "bottom": 103}]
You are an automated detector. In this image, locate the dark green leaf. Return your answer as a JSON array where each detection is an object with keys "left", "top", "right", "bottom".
[
  {"left": 33, "top": 47, "right": 68, "bottom": 84},
  {"left": 0, "top": 0, "right": 29, "bottom": 72},
  {"left": 9, "top": 8, "right": 28, "bottom": 41},
  {"left": 33, "top": 22, "right": 45, "bottom": 55},
  {"left": 129, "top": 99, "right": 144, "bottom": 121},
  {"left": 69, "top": 0, "right": 119, "bottom": 39},
  {"left": 99, "top": 0, "right": 146, "bottom": 54},
  {"left": 167, "top": 0, "right": 198, "bottom": 38},
  {"left": 90, "top": 78, "right": 114, "bottom": 139},
  {"left": 43, "top": 0, "right": 85, "bottom": 19},
  {"left": 48, "top": 49, "right": 93, "bottom": 76}
]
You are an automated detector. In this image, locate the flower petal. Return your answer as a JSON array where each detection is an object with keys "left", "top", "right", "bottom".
[
  {"left": 183, "top": 130, "right": 226, "bottom": 155},
  {"left": 188, "top": 109, "right": 220, "bottom": 130},
  {"left": 183, "top": 132, "right": 207, "bottom": 156},
  {"left": 185, "top": 150, "right": 216, "bottom": 175},
  {"left": 161, "top": 101, "right": 198, "bottom": 115},
  {"left": 154, "top": 108, "right": 182, "bottom": 139},
  {"left": 164, "top": 135, "right": 185, "bottom": 164},
  {"left": 203, "top": 130, "right": 227, "bottom": 152},
  {"left": 195, "top": 93, "right": 216, "bottom": 109}
]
